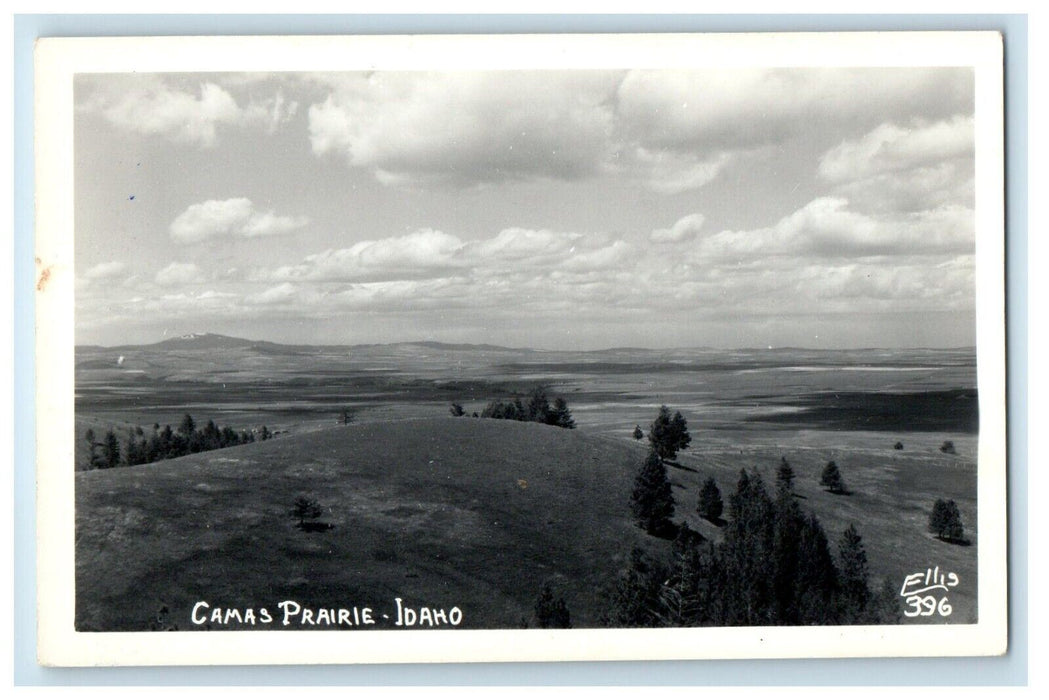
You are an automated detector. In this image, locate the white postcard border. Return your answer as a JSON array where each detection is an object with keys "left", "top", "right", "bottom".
[{"left": 34, "top": 31, "right": 1008, "bottom": 666}]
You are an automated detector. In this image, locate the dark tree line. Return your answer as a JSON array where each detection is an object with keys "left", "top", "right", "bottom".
[
  {"left": 479, "top": 387, "right": 575, "bottom": 429},
  {"left": 610, "top": 463, "right": 897, "bottom": 627},
  {"left": 86, "top": 414, "right": 269, "bottom": 469}
]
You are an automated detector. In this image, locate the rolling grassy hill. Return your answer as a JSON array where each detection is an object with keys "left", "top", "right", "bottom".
[
  {"left": 75, "top": 416, "right": 656, "bottom": 631},
  {"left": 76, "top": 410, "right": 979, "bottom": 630}
]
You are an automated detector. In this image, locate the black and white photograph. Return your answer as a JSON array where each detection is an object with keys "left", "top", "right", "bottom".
[{"left": 34, "top": 32, "right": 1007, "bottom": 665}]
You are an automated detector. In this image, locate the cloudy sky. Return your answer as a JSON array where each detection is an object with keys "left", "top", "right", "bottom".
[{"left": 74, "top": 68, "right": 975, "bottom": 349}]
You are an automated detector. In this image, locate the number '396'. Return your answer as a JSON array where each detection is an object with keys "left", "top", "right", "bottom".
[{"left": 903, "top": 595, "right": 952, "bottom": 617}]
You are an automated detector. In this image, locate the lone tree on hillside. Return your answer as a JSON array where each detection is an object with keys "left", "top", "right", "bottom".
[
  {"left": 648, "top": 405, "right": 691, "bottom": 461},
  {"left": 940, "top": 441, "right": 957, "bottom": 454},
  {"left": 291, "top": 496, "right": 323, "bottom": 528},
  {"left": 449, "top": 403, "right": 465, "bottom": 417},
  {"left": 929, "top": 498, "right": 966, "bottom": 543},
  {"left": 631, "top": 451, "right": 676, "bottom": 537},
  {"left": 697, "top": 477, "right": 724, "bottom": 523},
  {"left": 632, "top": 425, "right": 644, "bottom": 441},
  {"left": 820, "top": 461, "right": 848, "bottom": 495}
]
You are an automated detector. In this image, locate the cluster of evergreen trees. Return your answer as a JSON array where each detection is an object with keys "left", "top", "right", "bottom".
[
  {"left": 647, "top": 405, "right": 691, "bottom": 460},
  {"left": 630, "top": 406, "right": 694, "bottom": 537},
  {"left": 929, "top": 498, "right": 967, "bottom": 543},
  {"left": 479, "top": 387, "right": 575, "bottom": 429},
  {"left": 612, "top": 463, "right": 896, "bottom": 627},
  {"left": 85, "top": 414, "right": 269, "bottom": 469}
]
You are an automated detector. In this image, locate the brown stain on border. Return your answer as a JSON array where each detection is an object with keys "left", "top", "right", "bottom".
[{"left": 37, "top": 264, "right": 53, "bottom": 291}]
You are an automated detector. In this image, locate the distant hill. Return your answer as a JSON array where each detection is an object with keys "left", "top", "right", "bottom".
[
  {"left": 75, "top": 416, "right": 655, "bottom": 631},
  {"left": 77, "top": 332, "right": 978, "bottom": 362},
  {"left": 80, "top": 333, "right": 521, "bottom": 353}
]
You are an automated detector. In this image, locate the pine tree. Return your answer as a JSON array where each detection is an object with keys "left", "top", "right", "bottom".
[
  {"left": 838, "top": 524, "right": 871, "bottom": 621},
  {"left": 526, "top": 387, "right": 551, "bottom": 423},
  {"left": 648, "top": 405, "right": 691, "bottom": 461},
  {"left": 697, "top": 477, "right": 723, "bottom": 523},
  {"left": 178, "top": 413, "right": 196, "bottom": 437},
  {"left": 291, "top": 496, "right": 323, "bottom": 527},
  {"left": 794, "top": 513, "right": 840, "bottom": 624},
  {"left": 820, "top": 461, "right": 848, "bottom": 494},
  {"left": 548, "top": 397, "right": 576, "bottom": 429},
  {"left": 772, "top": 481, "right": 805, "bottom": 624},
  {"left": 631, "top": 451, "right": 675, "bottom": 537},
  {"left": 602, "top": 547, "right": 670, "bottom": 627},
  {"left": 101, "top": 429, "right": 121, "bottom": 469},
  {"left": 776, "top": 456, "right": 795, "bottom": 497},
  {"left": 928, "top": 498, "right": 966, "bottom": 542},
  {"left": 722, "top": 470, "right": 776, "bottom": 625},
  {"left": 85, "top": 428, "right": 101, "bottom": 468},
  {"left": 662, "top": 524, "right": 708, "bottom": 626},
  {"left": 534, "top": 584, "right": 571, "bottom": 628}
]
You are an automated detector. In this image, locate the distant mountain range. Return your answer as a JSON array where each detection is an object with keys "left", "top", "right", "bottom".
[
  {"left": 76, "top": 332, "right": 976, "bottom": 356},
  {"left": 76, "top": 333, "right": 537, "bottom": 355}
]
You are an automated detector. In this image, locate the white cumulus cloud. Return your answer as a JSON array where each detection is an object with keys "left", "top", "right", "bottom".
[
  {"left": 303, "top": 68, "right": 971, "bottom": 194},
  {"left": 271, "top": 229, "right": 466, "bottom": 283},
  {"left": 308, "top": 71, "right": 620, "bottom": 187},
  {"left": 818, "top": 115, "right": 974, "bottom": 183},
  {"left": 78, "top": 75, "right": 299, "bottom": 148},
  {"left": 170, "top": 198, "right": 309, "bottom": 243},
  {"left": 817, "top": 116, "right": 975, "bottom": 214},
  {"left": 651, "top": 213, "right": 706, "bottom": 243},
  {"left": 155, "top": 262, "right": 204, "bottom": 287},
  {"left": 84, "top": 261, "right": 128, "bottom": 280},
  {"left": 615, "top": 68, "right": 972, "bottom": 153},
  {"left": 691, "top": 197, "right": 973, "bottom": 261}
]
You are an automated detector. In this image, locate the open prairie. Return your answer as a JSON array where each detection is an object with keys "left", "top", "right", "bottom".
[{"left": 74, "top": 336, "right": 979, "bottom": 629}]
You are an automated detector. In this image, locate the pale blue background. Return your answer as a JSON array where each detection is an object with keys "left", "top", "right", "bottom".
[{"left": 12, "top": 13, "right": 1029, "bottom": 686}]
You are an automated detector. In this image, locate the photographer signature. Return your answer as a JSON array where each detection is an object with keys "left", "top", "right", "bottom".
[{"left": 900, "top": 566, "right": 959, "bottom": 618}]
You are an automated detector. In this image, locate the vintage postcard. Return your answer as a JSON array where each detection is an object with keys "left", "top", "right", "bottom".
[{"left": 35, "top": 31, "right": 1007, "bottom": 666}]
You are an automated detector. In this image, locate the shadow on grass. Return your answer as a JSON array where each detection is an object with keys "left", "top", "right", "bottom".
[
  {"left": 935, "top": 535, "right": 972, "bottom": 547},
  {"left": 297, "top": 522, "right": 335, "bottom": 533},
  {"left": 701, "top": 516, "right": 727, "bottom": 527},
  {"left": 646, "top": 521, "right": 680, "bottom": 540},
  {"left": 664, "top": 460, "right": 698, "bottom": 473}
]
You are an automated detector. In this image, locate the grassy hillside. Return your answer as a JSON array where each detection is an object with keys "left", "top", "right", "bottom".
[
  {"left": 76, "top": 414, "right": 979, "bottom": 630},
  {"left": 75, "top": 417, "right": 655, "bottom": 631},
  {"left": 668, "top": 428, "right": 979, "bottom": 624}
]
